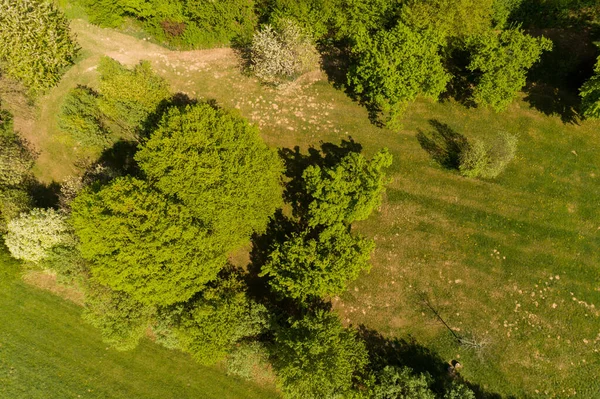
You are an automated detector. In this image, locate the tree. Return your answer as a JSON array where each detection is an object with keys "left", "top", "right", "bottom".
[
  {"left": 5, "top": 208, "right": 75, "bottom": 264},
  {"left": 0, "top": 111, "right": 33, "bottom": 187},
  {"left": 371, "top": 366, "right": 436, "bottom": 399},
  {"left": 272, "top": 310, "right": 368, "bottom": 399},
  {"left": 444, "top": 382, "right": 476, "bottom": 399},
  {"left": 467, "top": 29, "right": 552, "bottom": 111},
  {"left": 264, "top": 0, "right": 341, "bottom": 40},
  {"left": 97, "top": 57, "right": 170, "bottom": 133},
  {"left": 348, "top": 23, "right": 451, "bottom": 122},
  {"left": 0, "top": 0, "right": 79, "bottom": 96},
  {"left": 58, "top": 85, "right": 111, "bottom": 147},
  {"left": 135, "top": 102, "right": 283, "bottom": 250},
  {"left": 580, "top": 56, "right": 600, "bottom": 119},
  {"left": 302, "top": 149, "right": 392, "bottom": 227},
  {"left": 83, "top": 281, "right": 154, "bottom": 351},
  {"left": 261, "top": 224, "right": 374, "bottom": 299},
  {"left": 0, "top": 189, "right": 32, "bottom": 234},
  {"left": 71, "top": 176, "right": 228, "bottom": 305},
  {"left": 164, "top": 270, "right": 268, "bottom": 365},
  {"left": 250, "top": 19, "right": 320, "bottom": 85}
]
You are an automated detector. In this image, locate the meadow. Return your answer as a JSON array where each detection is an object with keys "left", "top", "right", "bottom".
[{"left": 2, "top": 9, "right": 599, "bottom": 399}]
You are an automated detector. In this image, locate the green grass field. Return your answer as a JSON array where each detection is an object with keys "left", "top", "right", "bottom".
[
  {"left": 3, "top": 11, "right": 599, "bottom": 399},
  {"left": 0, "top": 252, "right": 279, "bottom": 399}
]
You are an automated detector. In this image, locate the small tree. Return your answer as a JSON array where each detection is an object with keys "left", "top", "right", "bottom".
[
  {"left": 0, "top": 188, "right": 32, "bottom": 234},
  {"left": 580, "top": 56, "right": 600, "bottom": 119},
  {"left": 348, "top": 22, "right": 450, "bottom": 123},
  {"left": 58, "top": 85, "right": 111, "bottom": 147},
  {"left": 302, "top": 149, "right": 392, "bottom": 227},
  {"left": 371, "top": 366, "right": 436, "bottom": 399},
  {"left": 272, "top": 310, "right": 369, "bottom": 399},
  {"left": 5, "top": 208, "right": 75, "bottom": 264},
  {"left": 0, "top": 0, "right": 79, "bottom": 96},
  {"left": 250, "top": 19, "right": 320, "bottom": 85},
  {"left": 261, "top": 224, "right": 374, "bottom": 300},
  {"left": 97, "top": 57, "right": 170, "bottom": 133},
  {"left": 467, "top": 29, "right": 552, "bottom": 111},
  {"left": 0, "top": 111, "right": 33, "bottom": 187},
  {"left": 459, "top": 132, "right": 517, "bottom": 178},
  {"left": 83, "top": 281, "right": 154, "bottom": 351}
]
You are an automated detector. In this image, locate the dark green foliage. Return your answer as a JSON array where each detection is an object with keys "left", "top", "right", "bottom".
[
  {"left": 348, "top": 23, "right": 450, "bottom": 122},
  {"left": 580, "top": 56, "right": 600, "bottom": 119},
  {"left": 97, "top": 57, "right": 170, "bottom": 133},
  {"left": 371, "top": 366, "right": 436, "bottom": 399},
  {"left": 264, "top": 0, "right": 340, "bottom": 40},
  {"left": 0, "top": 188, "right": 32, "bottom": 234},
  {"left": 444, "top": 382, "right": 476, "bottom": 399},
  {"left": 492, "top": 0, "right": 523, "bottom": 27},
  {"left": 302, "top": 149, "right": 392, "bottom": 227},
  {"left": 333, "top": 0, "right": 404, "bottom": 39},
  {"left": 272, "top": 310, "right": 369, "bottom": 399},
  {"left": 165, "top": 270, "right": 268, "bottom": 365},
  {"left": 58, "top": 85, "right": 111, "bottom": 147},
  {"left": 261, "top": 224, "right": 374, "bottom": 300},
  {"left": 467, "top": 29, "right": 552, "bottom": 111},
  {"left": 135, "top": 103, "right": 283, "bottom": 250},
  {"left": 71, "top": 177, "right": 228, "bottom": 305},
  {"left": 0, "top": 0, "right": 79, "bottom": 96},
  {"left": 459, "top": 132, "right": 518, "bottom": 179},
  {"left": 82, "top": 280, "right": 155, "bottom": 351}
]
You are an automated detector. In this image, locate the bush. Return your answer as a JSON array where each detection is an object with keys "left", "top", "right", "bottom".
[
  {"left": 371, "top": 366, "right": 436, "bottom": 399},
  {"left": 250, "top": 19, "right": 320, "bottom": 85},
  {"left": 459, "top": 132, "right": 517, "bottom": 178},
  {"left": 0, "top": 188, "right": 32, "bottom": 234},
  {"left": 5, "top": 208, "right": 75, "bottom": 264},
  {"left": 0, "top": 111, "right": 34, "bottom": 187},
  {"left": 0, "top": 0, "right": 79, "bottom": 96},
  {"left": 580, "top": 56, "right": 600, "bottom": 119},
  {"left": 225, "top": 342, "right": 273, "bottom": 382},
  {"left": 58, "top": 86, "right": 111, "bottom": 147}
]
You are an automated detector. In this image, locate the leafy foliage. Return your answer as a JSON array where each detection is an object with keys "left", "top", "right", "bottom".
[
  {"left": 580, "top": 56, "right": 600, "bottom": 119},
  {"left": 225, "top": 342, "right": 273, "bottom": 382},
  {"left": 250, "top": 19, "right": 320, "bottom": 85},
  {"left": 444, "top": 382, "right": 476, "bottom": 399},
  {"left": 82, "top": 280, "right": 154, "bottom": 351},
  {"left": 272, "top": 310, "right": 368, "bottom": 399},
  {"left": 166, "top": 270, "right": 268, "bottom": 365},
  {"left": 0, "top": 0, "right": 79, "bottom": 96},
  {"left": 459, "top": 132, "right": 518, "bottom": 178},
  {"left": 302, "top": 149, "right": 392, "bottom": 226},
  {"left": 0, "top": 188, "right": 32, "bottom": 234},
  {"left": 348, "top": 23, "right": 450, "bottom": 121},
  {"left": 371, "top": 366, "right": 436, "bottom": 399},
  {"left": 135, "top": 103, "right": 283, "bottom": 250},
  {"left": 467, "top": 29, "right": 552, "bottom": 111},
  {"left": 71, "top": 176, "right": 228, "bottom": 305},
  {"left": 491, "top": 0, "right": 523, "bottom": 27},
  {"left": 261, "top": 224, "right": 374, "bottom": 299},
  {"left": 0, "top": 111, "right": 34, "bottom": 187},
  {"left": 263, "top": 0, "right": 340, "bottom": 40},
  {"left": 58, "top": 85, "right": 111, "bottom": 147},
  {"left": 97, "top": 57, "right": 170, "bottom": 133},
  {"left": 5, "top": 208, "right": 75, "bottom": 264}
]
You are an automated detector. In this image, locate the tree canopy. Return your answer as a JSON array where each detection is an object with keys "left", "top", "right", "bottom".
[{"left": 580, "top": 56, "right": 600, "bottom": 119}]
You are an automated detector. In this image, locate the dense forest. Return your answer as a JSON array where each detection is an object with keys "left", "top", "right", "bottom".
[{"left": 1, "top": 0, "right": 599, "bottom": 398}]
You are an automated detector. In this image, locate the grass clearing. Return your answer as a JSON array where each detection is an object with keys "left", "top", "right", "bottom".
[
  {"left": 0, "top": 252, "right": 279, "bottom": 399},
  {"left": 3, "top": 17, "right": 599, "bottom": 398}
]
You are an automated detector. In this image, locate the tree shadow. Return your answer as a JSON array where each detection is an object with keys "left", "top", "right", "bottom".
[
  {"left": 416, "top": 120, "right": 469, "bottom": 170},
  {"left": 358, "top": 326, "right": 512, "bottom": 399},
  {"left": 27, "top": 180, "right": 60, "bottom": 209}
]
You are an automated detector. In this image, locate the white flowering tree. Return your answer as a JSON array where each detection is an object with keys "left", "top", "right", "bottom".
[
  {"left": 250, "top": 19, "right": 320, "bottom": 85},
  {"left": 5, "top": 208, "right": 75, "bottom": 263}
]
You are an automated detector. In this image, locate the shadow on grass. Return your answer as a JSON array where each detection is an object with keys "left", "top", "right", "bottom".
[
  {"left": 28, "top": 180, "right": 61, "bottom": 209},
  {"left": 416, "top": 120, "right": 468, "bottom": 170}
]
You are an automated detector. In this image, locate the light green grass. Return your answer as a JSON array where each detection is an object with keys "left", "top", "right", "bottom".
[
  {"left": 8, "top": 18, "right": 600, "bottom": 398},
  {"left": 0, "top": 251, "right": 279, "bottom": 399}
]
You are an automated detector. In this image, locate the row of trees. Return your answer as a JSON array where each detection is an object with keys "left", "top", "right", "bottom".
[{"left": 2, "top": 59, "right": 478, "bottom": 398}]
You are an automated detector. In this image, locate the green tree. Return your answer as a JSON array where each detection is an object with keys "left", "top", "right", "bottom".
[
  {"left": 467, "top": 29, "right": 552, "bottom": 111},
  {"left": 348, "top": 23, "right": 450, "bottom": 123},
  {"left": 261, "top": 224, "right": 374, "bottom": 299},
  {"left": 580, "top": 56, "right": 600, "bottom": 119},
  {"left": 272, "top": 310, "right": 369, "bottom": 399},
  {"left": 135, "top": 103, "right": 283, "bottom": 250},
  {"left": 83, "top": 280, "right": 154, "bottom": 351},
  {"left": 71, "top": 177, "right": 228, "bottom": 305},
  {"left": 5, "top": 208, "right": 75, "bottom": 264},
  {"left": 302, "top": 149, "right": 392, "bottom": 226},
  {"left": 0, "top": 110, "right": 33, "bottom": 187},
  {"left": 0, "top": 0, "right": 79, "bottom": 96},
  {"left": 459, "top": 132, "right": 518, "bottom": 179},
  {"left": 165, "top": 270, "right": 268, "bottom": 365},
  {"left": 444, "top": 382, "right": 476, "bottom": 399},
  {"left": 58, "top": 85, "right": 111, "bottom": 147},
  {"left": 371, "top": 366, "right": 436, "bottom": 399},
  {"left": 97, "top": 57, "right": 170, "bottom": 133}
]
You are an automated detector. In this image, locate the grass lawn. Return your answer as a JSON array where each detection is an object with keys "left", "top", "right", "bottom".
[
  {"left": 3, "top": 14, "right": 599, "bottom": 399},
  {"left": 0, "top": 252, "right": 280, "bottom": 399}
]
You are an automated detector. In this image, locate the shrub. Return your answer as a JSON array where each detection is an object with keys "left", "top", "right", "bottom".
[
  {"left": 58, "top": 85, "right": 111, "bottom": 147},
  {"left": 0, "top": 111, "right": 34, "bottom": 187},
  {"left": 250, "top": 19, "right": 320, "bottom": 85},
  {"left": 371, "top": 366, "right": 436, "bottom": 399},
  {"left": 0, "top": 0, "right": 79, "bottom": 96},
  {"left": 0, "top": 188, "right": 32, "bottom": 234},
  {"left": 459, "top": 132, "right": 517, "bottom": 178},
  {"left": 225, "top": 342, "right": 273, "bottom": 382},
  {"left": 5, "top": 208, "right": 75, "bottom": 264},
  {"left": 580, "top": 56, "right": 600, "bottom": 119}
]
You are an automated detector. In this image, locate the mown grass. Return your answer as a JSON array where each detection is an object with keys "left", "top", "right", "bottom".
[
  {"left": 7, "top": 15, "right": 600, "bottom": 398},
  {"left": 0, "top": 251, "right": 279, "bottom": 399}
]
